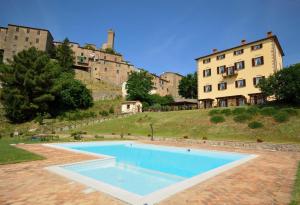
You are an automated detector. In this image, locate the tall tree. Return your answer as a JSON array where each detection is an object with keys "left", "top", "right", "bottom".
[
  {"left": 55, "top": 38, "right": 74, "bottom": 73},
  {"left": 258, "top": 64, "right": 300, "bottom": 105},
  {"left": 178, "top": 72, "right": 197, "bottom": 99},
  {"left": 0, "top": 47, "right": 61, "bottom": 122},
  {"left": 126, "top": 70, "right": 154, "bottom": 102}
]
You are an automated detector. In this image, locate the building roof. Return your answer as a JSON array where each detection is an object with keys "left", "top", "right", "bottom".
[
  {"left": 195, "top": 35, "right": 284, "bottom": 60},
  {"left": 8, "top": 24, "right": 54, "bottom": 40},
  {"left": 121, "top": 101, "right": 141, "bottom": 104},
  {"left": 168, "top": 98, "right": 198, "bottom": 105},
  {"left": 161, "top": 71, "right": 184, "bottom": 77}
]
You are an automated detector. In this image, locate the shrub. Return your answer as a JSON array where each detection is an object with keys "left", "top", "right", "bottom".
[
  {"left": 220, "top": 108, "right": 232, "bottom": 116},
  {"left": 208, "top": 109, "right": 220, "bottom": 116},
  {"left": 109, "top": 106, "right": 114, "bottom": 114},
  {"left": 260, "top": 107, "right": 277, "bottom": 116},
  {"left": 273, "top": 112, "right": 289, "bottom": 123},
  {"left": 202, "top": 136, "right": 208, "bottom": 140},
  {"left": 95, "top": 135, "right": 104, "bottom": 139},
  {"left": 71, "top": 131, "right": 84, "bottom": 140},
  {"left": 281, "top": 108, "right": 298, "bottom": 116},
  {"left": 233, "top": 114, "right": 252, "bottom": 123},
  {"left": 183, "top": 135, "right": 189, "bottom": 139},
  {"left": 246, "top": 107, "right": 260, "bottom": 115},
  {"left": 232, "top": 107, "right": 246, "bottom": 115},
  {"left": 210, "top": 115, "right": 225, "bottom": 123},
  {"left": 99, "top": 110, "right": 109, "bottom": 116},
  {"left": 257, "top": 138, "right": 264, "bottom": 143},
  {"left": 248, "top": 121, "right": 263, "bottom": 129}
]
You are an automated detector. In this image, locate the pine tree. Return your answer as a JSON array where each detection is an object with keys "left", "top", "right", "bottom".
[{"left": 55, "top": 38, "right": 74, "bottom": 73}]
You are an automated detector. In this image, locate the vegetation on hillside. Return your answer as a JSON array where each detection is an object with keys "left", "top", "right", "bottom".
[
  {"left": 259, "top": 63, "right": 300, "bottom": 105},
  {"left": 0, "top": 40, "right": 93, "bottom": 123},
  {"left": 178, "top": 72, "right": 197, "bottom": 99},
  {"left": 290, "top": 162, "right": 300, "bottom": 205}
]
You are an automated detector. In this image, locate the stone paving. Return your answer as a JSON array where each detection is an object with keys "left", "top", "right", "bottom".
[{"left": 0, "top": 141, "right": 299, "bottom": 205}]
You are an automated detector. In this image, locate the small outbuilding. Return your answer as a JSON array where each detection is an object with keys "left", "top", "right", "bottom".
[{"left": 121, "top": 101, "right": 143, "bottom": 114}]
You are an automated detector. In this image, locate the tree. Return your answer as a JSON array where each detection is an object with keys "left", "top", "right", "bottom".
[
  {"left": 0, "top": 47, "right": 61, "bottom": 122},
  {"left": 148, "top": 94, "right": 174, "bottom": 105},
  {"left": 55, "top": 38, "right": 74, "bottom": 73},
  {"left": 51, "top": 73, "right": 93, "bottom": 112},
  {"left": 258, "top": 64, "right": 300, "bottom": 105},
  {"left": 178, "top": 72, "right": 197, "bottom": 99},
  {"left": 126, "top": 70, "right": 154, "bottom": 102}
]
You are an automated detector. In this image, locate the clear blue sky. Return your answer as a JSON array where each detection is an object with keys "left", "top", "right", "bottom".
[{"left": 1, "top": 0, "right": 299, "bottom": 75}]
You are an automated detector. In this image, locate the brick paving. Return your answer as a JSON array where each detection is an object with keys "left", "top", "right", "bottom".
[{"left": 0, "top": 141, "right": 299, "bottom": 205}]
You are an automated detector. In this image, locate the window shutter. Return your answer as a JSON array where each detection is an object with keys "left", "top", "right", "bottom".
[
  {"left": 242, "top": 61, "right": 245, "bottom": 68},
  {"left": 253, "top": 78, "right": 256, "bottom": 85},
  {"left": 218, "top": 84, "right": 220, "bottom": 90},
  {"left": 243, "top": 79, "right": 246, "bottom": 86},
  {"left": 235, "top": 81, "right": 238, "bottom": 88},
  {"left": 217, "top": 67, "right": 219, "bottom": 74},
  {"left": 203, "top": 86, "right": 205, "bottom": 92},
  {"left": 225, "top": 83, "right": 227, "bottom": 89},
  {"left": 203, "top": 70, "right": 205, "bottom": 77},
  {"left": 252, "top": 58, "right": 255, "bottom": 66},
  {"left": 261, "top": 56, "right": 264, "bottom": 65}
]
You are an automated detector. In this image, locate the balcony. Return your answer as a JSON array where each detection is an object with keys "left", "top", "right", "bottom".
[{"left": 222, "top": 66, "right": 237, "bottom": 78}]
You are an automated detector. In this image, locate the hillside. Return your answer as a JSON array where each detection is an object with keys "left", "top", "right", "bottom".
[{"left": 68, "top": 108, "right": 300, "bottom": 144}]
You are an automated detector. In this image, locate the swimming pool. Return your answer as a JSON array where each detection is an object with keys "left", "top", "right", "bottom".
[{"left": 45, "top": 142, "right": 256, "bottom": 205}]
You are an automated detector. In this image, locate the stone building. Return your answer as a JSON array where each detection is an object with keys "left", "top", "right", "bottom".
[
  {"left": 0, "top": 24, "right": 53, "bottom": 63},
  {"left": 0, "top": 23, "right": 182, "bottom": 98}
]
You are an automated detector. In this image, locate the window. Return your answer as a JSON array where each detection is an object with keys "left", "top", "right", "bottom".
[
  {"left": 14, "top": 35, "right": 18, "bottom": 40},
  {"left": 27, "top": 28, "right": 30, "bottom": 33},
  {"left": 227, "top": 66, "right": 235, "bottom": 75},
  {"left": 235, "top": 79, "right": 246, "bottom": 88},
  {"left": 115, "top": 57, "right": 117, "bottom": 61},
  {"left": 253, "top": 76, "right": 265, "bottom": 86},
  {"left": 204, "top": 85, "right": 212, "bottom": 92},
  {"left": 219, "top": 99, "right": 227, "bottom": 107},
  {"left": 203, "top": 69, "right": 211, "bottom": 77},
  {"left": 36, "top": 38, "right": 39, "bottom": 43},
  {"left": 234, "top": 49, "right": 244, "bottom": 55},
  {"left": 217, "top": 54, "right": 225, "bottom": 60},
  {"left": 251, "top": 44, "right": 262, "bottom": 50},
  {"left": 37, "top": 30, "right": 40, "bottom": 35},
  {"left": 104, "top": 56, "right": 106, "bottom": 60},
  {"left": 16, "top": 27, "right": 19, "bottom": 32},
  {"left": 25, "top": 37, "right": 29, "bottom": 42},
  {"left": 94, "top": 68, "right": 97, "bottom": 71},
  {"left": 217, "top": 65, "right": 226, "bottom": 74},
  {"left": 252, "top": 56, "right": 264, "bottom": 66},
  {"left": 117, "top": 70, "right": 119, "bottom": 74},
  {"left": 81, "top": 53, "right": 84, "bottom": 56},
  {"left": 218, "top": 82, "right": 227, "bottom": 90},
  {"left": 127, "top": 104, "right": 130, "bottom": 109},
  {"left": 104, "top": 67, "right": 107, "bottom": 72},
  {"left": 235, "top": 61, "right": 245, "bottom": 70},
  {"left": 237, "top": 98, "right": 246, "bottom": 106},
  {"left": 203, "top": 58, "right": 211, "bottom": 64}
]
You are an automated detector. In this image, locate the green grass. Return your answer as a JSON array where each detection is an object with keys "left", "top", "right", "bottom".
[
  {"left": 66, "top": 108, "right": 300, "bottom": 143},
  {"left": 0, "top": 138, "right": 44, "bottom": 165},
  {"left": 290, "top": 162, "right": 300, "bottom": 205}
]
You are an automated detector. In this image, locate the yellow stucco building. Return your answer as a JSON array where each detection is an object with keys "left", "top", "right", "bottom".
[{"left": 196, "top": 32, "right": 284, "bottom": 108}]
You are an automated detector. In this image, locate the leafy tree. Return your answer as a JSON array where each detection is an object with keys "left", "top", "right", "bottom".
[
  {"left": 51, "top": 73, "right": 93, "bottom": 112},
  {"left": 126, "top": 70, "right": 154, "bottom": 102},
  {"left": 0, "top": 47, "right": 61, "bottom": 122},
  {"left": 149, "top": 94, "right": 174, "bottom": 105},
  {"left": 55, "top": 38, "right": 74, "bottom": 73},
  {"left": 258, "top": 64, "right": 300, "bottom": 105},
  {"left": 178, "top": 72, "right": 197, "bottom": 99}
]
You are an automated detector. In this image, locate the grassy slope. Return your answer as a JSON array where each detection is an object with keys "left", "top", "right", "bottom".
[
  {"left": 0, "top": 138, "right": 44, "bottom": 165},
  {"left": 70, "top": 109, "right": 300, "bottom": 143},
  {"left": 290, "top": 162, "right": 300, "bottom": 205}
]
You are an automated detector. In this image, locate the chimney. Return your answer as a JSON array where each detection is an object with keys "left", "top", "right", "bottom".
[
  {"left": 212, "top": 48, "right": 218, "bottom": 53},
  {"left": 241, "top": 39, "right": 246, "bottom": 45},
  {"left": 267, "top": 31, "right": 273, "bottom": 37}
]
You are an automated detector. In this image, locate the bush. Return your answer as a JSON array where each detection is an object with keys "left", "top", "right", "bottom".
[
  {"left": 109, "top": 106, "right": 114, "bottom": 114},
  {"left": 150, "top": 103, "right": 161, "bottom": 112},
  {"left": 273, "top": 112, "right": 289, "bottom": 123},
  {"left": 281, "top": 108, "right": 298, "bottom": 116},
  {"left": 95, "top": 135, "right": 104, "bottom": 139},
  {"left": 248, "top": 121, "right": 264, "bottom": 129},
  {"left": 71, "top": 131, "right": 84, "bottom": 140},
  {"left": 220, "top": 108, "right": 232, "bottom": 116},
  {"left": 260, "top": 107, "right": 277, "bottom": 116},
  {"left": 208, "top": 109, "right": 220, "bottom": 116},
  {"left": 232, "top": 107, "right": 246, "bottom": 115},
  {"left": 246, "top": 107, "right": 260, "bottom": 115},
  {"left": 257, "top": 138, "right": 264, "bottom": 143},
  {"left": 99, "top": 110, "right": 109, "bottom": 116},
  {"left": 210, "top": 115, "right": 225, "bottom": 123},
  {"left": 233, "top": 114, "right": 252, "bottom": 123}
]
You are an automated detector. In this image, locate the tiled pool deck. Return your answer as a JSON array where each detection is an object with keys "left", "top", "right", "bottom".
[{"left": 0, "top": 141, "right": 299, "bottom": 205}]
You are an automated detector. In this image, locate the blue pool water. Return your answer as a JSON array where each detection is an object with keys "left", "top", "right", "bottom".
[{"left": 57, "top": 142, "right": 248, "bottom": 196}]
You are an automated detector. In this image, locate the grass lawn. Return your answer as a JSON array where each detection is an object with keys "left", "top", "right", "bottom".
[
  {"left": 290, "top": 162, "right": 300, "bottom": 205},
  {"left": 0, "top": 138, "right": 44, "bottom": 165},
  {"left": 67, "top": 108, "right": 300, "bottom": 143}
]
